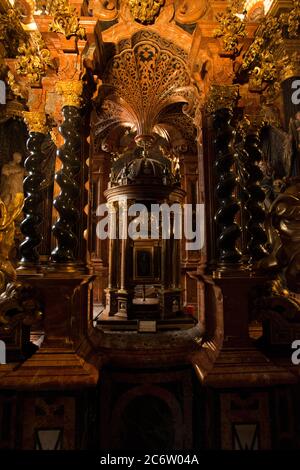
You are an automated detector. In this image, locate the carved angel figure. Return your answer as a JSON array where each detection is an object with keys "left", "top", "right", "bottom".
[{"left": 0, "top": 152, "right": 25, "bottom": 208}]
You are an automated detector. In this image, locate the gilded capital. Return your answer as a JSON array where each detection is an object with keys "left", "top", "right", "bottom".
[
  {"left": 23, "top": 111, "right": 48, "bottom": 134},
  {"left": 206, "top": 84, "right": 239, "bottom": 114},
  {"left": 56, "top": 80, "right": 83, "bottom": 108}
]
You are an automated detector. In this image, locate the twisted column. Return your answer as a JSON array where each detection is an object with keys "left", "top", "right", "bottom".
[
  {"left": 51, "top": 81, "right": 83, "bottom": 265},
  {"left": 244, "top": 129, "right": 268, "bottom": 262},
  {"left": 207, "top": 85, "right": 241, "bottom": 267},
  {"left": 19, "top": 112, "right": 48, "bottom": 269}
]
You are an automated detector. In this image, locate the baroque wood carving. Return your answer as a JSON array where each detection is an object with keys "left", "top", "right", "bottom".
[
  {"left": 93, "top": 30, "right": 199, "bottom": 152},
  {"left": 89, "top": 0, "right": 209, "bottom": 25}
]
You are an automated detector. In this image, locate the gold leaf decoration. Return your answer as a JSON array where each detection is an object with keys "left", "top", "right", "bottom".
[
  {"left": 283, "top": 0, "right": 300, "bottom": 38},
  {"left": 6, "top": 71, "right": 25, "bottom": 99},
  {"left": 241, "top": 15, "right": 289, "bottom": 92},
  {"left": 206, "top": 84, "right": 240, "bottom": 114},
  {"left": 0, "top": 194, "right": 24, "bottom": 291},
  {"left": 49, "top": 0, "right": 86, "bottom": 40},
  {"left": 214, "top": 0, "right": 247, "bottom": 55},
  {"left": 15, "top": 32, "right": 53, "bottom": 85},
  {"left": 128, "top": 0, "right": 165, "bottom": 25},
  {"left": 0, "top": 9, "right": 28, "bottom": 58}
]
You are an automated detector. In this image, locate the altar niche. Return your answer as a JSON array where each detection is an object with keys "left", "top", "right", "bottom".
[{"left": 97, "top": 136, "right": 195, "bottom": 328}]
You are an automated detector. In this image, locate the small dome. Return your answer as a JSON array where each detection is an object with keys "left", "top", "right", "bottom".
[{"left": 115, "top": 156, "right": 171, "bottom": 186}]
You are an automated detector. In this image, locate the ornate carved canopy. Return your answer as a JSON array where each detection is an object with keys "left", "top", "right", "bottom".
[{"left": 93, "top": 30, "right": 199, "bottom": 154}]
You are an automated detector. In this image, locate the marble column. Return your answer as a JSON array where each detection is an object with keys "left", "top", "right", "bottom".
[{"left": 19, "top": 112, "right": 48, "bottom": 270}]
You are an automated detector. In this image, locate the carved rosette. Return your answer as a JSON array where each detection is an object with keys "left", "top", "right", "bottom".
[
  {"left": 19, "top": 112, "right": 48, "bottom": 267},
  {"left": 208, "top": 85, "right": 242, "bottom": 267},
  {"left": 51, "top": 80, "right": 82, "bottom": 264}
]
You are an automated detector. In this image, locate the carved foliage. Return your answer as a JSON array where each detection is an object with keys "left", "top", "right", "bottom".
[
  {"left": 128, "top": 0, "right": 165, "bottom": 24},
  {"left": 0, "top": 9, "right": 28, "bottom": 58},
  {"left": 16, "top": 32, "right": 54, "bottom": 85},
  {"left": 214, "top": 1, "right": 246, "bottom": 55},
  {"left": 49, "top": 0, "right": 86, "bottom": 40}
]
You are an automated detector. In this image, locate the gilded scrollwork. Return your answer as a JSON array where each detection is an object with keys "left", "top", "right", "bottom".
[
  {"left": 0, "top": 8, "right": 28, "bottom": 58},
  {"left": 15, "top": 32, "right": 54, "bottom": 86},
  {"left": 6, "top": 71, "right": 25, "bottom": 100},
  {"left": 235, "top": 4, "right": 299, "bottom": 95},
  {"left": 241, "top": 15, "right": 283, "bottom": 89},
  {"left": 214, "top": 0, "right": 246, "bottom": 56},
  {"left": 49, "top": 0, "right": 86, "bottom": 40},
  {"left": 282, "top": 0, "right": 300, "bottom": 38}
]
